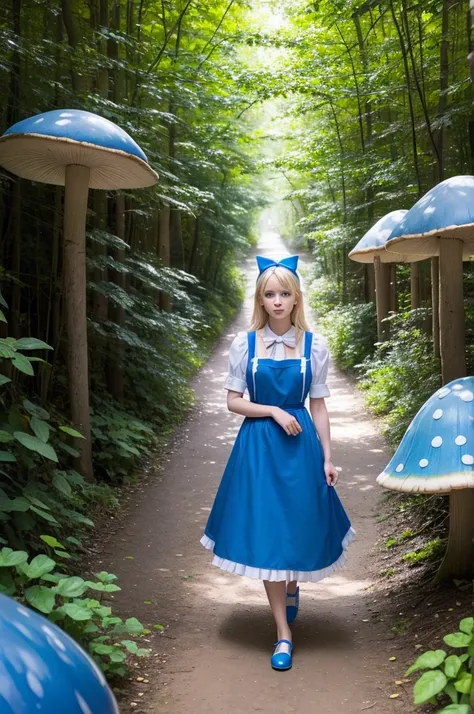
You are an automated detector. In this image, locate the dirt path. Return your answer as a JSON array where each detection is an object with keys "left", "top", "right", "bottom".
[{"left": 104, "top": 234, "right": 411, "bottom": 714}]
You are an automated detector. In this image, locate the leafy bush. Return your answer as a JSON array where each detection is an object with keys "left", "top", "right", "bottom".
[
  {"left": 359, "top": 310, "right": 441, "bottom": 446},
  {"left": 318, "top": 303, "right": 377, "bottom": 373},
  {"left": 407, "top": 616, "right": 474, "bottom": 711},
  {"left": 0, "top": 543, "right": 152, "bottom": 677}
]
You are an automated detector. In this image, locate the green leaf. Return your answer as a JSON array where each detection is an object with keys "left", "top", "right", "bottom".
[
  {"left": 459, "top": 618, "right": 474, "bottom": 635},
  {"left": 13, "top": 432, "right": 58, "bottom": 461},
  {"left": 108, "top": 649, "right": 127, "bottom": 663},
  {"left": 0, "top": 451, "right": 16, "bottom": 462},
  {"left": 0, "top": 572, "right": 16, "bottom": 595},
  {"left": 84, "top": 581, "right": 121, "bottom": 593},
  {"left": 0, "top": 431, "right": 14, "bottom": 443},
  {"left": 0, "top": 547, "right": 28, "bottom": 567},
  {"left": 113, "top": 617, "right": 144, "bottom": 635},
  {"left": 414, "top": 670, "right": 448, "bottom": 704},
  {"left": 406, "top": 650, "right": 446, "bottom": 675},
  {"left": 8, "top": 498, "right": 30, "bottom": 512},
  {"left": 59, "top": 426, "right": 85, "bottom": 439},
  {"left": 55, "top": 577, "right": 88, "bottom": 598},
  {"left": 0, "top": 375, "right": 11, "bottom": 386},
  {"left": 454, "top": 672, "right": 472, "bottom": 694},
  {"left": 438, "top": 706, "right": 471, "bottom": 713},
  {"left": 95, "top": 571, "right": 118, "bottom": 583},
  {"left": 444, "top": 655, "right": 463, "bottom": 679},
  {"left": 25, "top": 585, "right": 55, "bottom": 614},
  {"left": 153, "top": 624, "right": 164, "bottom": 630},
  {"left": 58, "top": 603, "right": 93, "bottom": 621},
  {"left": 23, "top": 400, "right": 50, "bottom": 420},
  {"left": 15, "top": 338, "right": 53, "bottom": 351},
  {"left": 83, "top": 622, "right": 99, "bottom": 634},
  {"left": 444, "top": 633, "right": 473, "bottom": 648},
  {"left": 40, "top": 535, "right": 65, "bottom": 549},
  {"left": 18, "top": 555, "right": 56, "bottom": 579},
  {"left": 30, "top": 417, "right": 50, "bottom": 444},
  {"left": 57, "top": 443, "right": 80, "bottom": 458},
  {"left": 11, "top": 353, "right": 34, "bottom": 376},
  {"left": 91, "top": 644, "right": 115, "bottom": 655},
  {"left": 136, "top": 648, "right": 149, "bottom": 657},
  {"left": 0, "top": 310, "right": 6, "bottom": 323},
  {"left": 29, "top": 506, "right": 58, "bottom": 524},
  {"left": 120, "top": 640, "right": 138, "bottom": 654},
  {"left": 52, "top": 471, "right": 72, "bottom": 497}
]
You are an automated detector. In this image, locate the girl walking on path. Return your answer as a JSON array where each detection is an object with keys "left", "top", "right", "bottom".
[{"left": 201, "top": 255, "right": 355, "bottom": 671}]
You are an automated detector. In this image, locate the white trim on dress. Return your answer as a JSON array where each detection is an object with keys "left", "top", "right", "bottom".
[{"left": 200, "top": 527, "right": 356, "bottom": 583}]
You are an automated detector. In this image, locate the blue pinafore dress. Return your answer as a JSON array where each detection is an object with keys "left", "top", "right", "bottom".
[{"left": 200, "top": 330, "right": 354, "bottom": 581}]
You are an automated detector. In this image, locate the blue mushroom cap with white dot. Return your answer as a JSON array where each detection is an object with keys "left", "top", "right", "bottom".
[
  {"left": 377, "top": 377, "right": 474, "bottom": 493},
  {"left": 0, "top": 109, "right": 158, "bottom": 190}
]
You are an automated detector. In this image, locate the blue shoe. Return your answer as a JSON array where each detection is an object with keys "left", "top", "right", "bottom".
[
  {"left": 271, "top": 639, "right": 293, "bottom": 671},
  {"left": 286, "top": 587, "right": 299, "bottom": 624}
]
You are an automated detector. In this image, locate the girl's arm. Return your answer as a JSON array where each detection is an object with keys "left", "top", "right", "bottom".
[
  {"left": 310, "top": 397, "right": 338, "bottom": 486},
  {"left": 227, "top": 391, "right": 302, "bottom": 436}
]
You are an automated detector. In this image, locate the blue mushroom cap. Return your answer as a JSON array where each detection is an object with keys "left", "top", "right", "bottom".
[
  {"left": 386, "top": 176, "right": 474, "bottom": 259},
  {"left": 348, "top": 210, "right": 424, "bottom": 263},
  {"left": 377, "top": 377, "right": 474, "bottom": 493},
  {"left": 0, "top": 109, "right": 158, "bottom": 189}
]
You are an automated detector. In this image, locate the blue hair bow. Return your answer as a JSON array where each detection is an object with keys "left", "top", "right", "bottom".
[{"left": 256, "top": 255, "right": 299, "bottom": 281}]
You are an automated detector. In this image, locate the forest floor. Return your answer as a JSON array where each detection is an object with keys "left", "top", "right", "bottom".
[{"left": 96, "top": 233, "right": 472, "bottom": 714}]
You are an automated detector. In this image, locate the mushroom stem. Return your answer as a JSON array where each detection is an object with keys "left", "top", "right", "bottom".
[
  {"left": 431, "top": 257, "right": 440, "bottom": 358},
  {"left": 373, "top": 256, "right": 390, "bottom": 341},
  {"left": 434, "top": 490, "right": 474, "bottom": 583},
  {"left": 63, "top": 164, "right": 93, "bottom": 482},
  {"left": 439, "top": 238, "right": 466, "bottom": 383}
]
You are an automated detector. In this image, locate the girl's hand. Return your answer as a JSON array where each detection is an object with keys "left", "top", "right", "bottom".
[
  {"left": 271, "top": 407, "right": 303, "bottom": 436},
  {"left": 324, "top": 460, "right": 338, "bottom": 486}
]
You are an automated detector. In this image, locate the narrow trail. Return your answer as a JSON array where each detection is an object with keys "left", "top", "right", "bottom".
[{"left": 104, "top": 234, "right": 410, "bottom": 714}]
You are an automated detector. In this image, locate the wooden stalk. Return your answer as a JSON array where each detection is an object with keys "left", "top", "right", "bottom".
[
  {"left": 63, "top": 164, "right": 93, "bottom": 482},
  {"left": 431, "top": 256, "right": 440, "bottom": 358},
  {"left": 373, "top": 256, "right": 390, "bottom": 341},
  {"left": 410, "top": 262, "right": 421, "bottom": 309}
]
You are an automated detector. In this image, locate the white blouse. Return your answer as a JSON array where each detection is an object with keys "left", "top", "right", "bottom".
[{"left": 224, "top": 325, "right": 330, "bottom": 399}]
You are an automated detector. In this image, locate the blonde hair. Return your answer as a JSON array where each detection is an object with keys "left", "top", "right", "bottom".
[{"left": 250, "top": 266, "right": 311, "bottom": 339}]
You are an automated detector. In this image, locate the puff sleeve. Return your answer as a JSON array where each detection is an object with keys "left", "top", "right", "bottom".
[
  {"left": 309, "top": 333, "right": 330, "bottom": 398},
  {"left": 224, "top": 331, "right": 248, "bottom": 393}
]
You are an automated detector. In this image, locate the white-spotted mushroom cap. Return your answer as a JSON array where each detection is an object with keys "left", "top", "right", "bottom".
[
  {"left": 0, "top": 109, "right": 158, "bottom": 189},
  {"left": 348, "top": 210, "right": 425, "bottom": 264},
  {"left": 386, "top": 176, "right": 474, "bottom": 260},
  {"left": 377, "top": 377, "right": 474, "bottom": 493}
]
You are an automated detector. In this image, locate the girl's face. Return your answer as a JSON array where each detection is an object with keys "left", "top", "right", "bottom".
[{"left": 261, "top": 273, "right": 296, "bottom": 322}]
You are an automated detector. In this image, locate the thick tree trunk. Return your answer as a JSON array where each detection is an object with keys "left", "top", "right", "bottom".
[
  {"left": 389, "top": 264, "right": 397, "bottom": 314},
  {"left": 374, "top": 257, "right": 390, "bottom": 341},
  {"left": 63, "top": 165, "right": 93, "bottom": 482}
]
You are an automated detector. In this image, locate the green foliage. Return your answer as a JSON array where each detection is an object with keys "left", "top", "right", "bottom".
[
  {"left": 407, "top": 617, "right": 474, "bottom": 711},
  {"left": 359, "top": 311, "right": 441, "bottom": 446},
  {"left": 319, "top": 303, "right": 377, "bottom": 373},
  {"left": 0, "top": 545, "right": 152, "bottom": 677},
  {"left": 402, "top": 538, "right": 445, "bottom": 566}
]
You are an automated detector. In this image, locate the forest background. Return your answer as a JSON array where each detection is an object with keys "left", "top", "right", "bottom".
[{"left": 1, "top": 0, "right": 474, "bottom": 698}]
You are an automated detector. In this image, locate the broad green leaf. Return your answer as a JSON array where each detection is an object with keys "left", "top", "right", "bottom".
[
  {"left": 91, "top": 644, "right": 115, "bottom": 655},
  {"left": 55, "top": 577, "right": 88, "bottom": 598},
  {"left": 444, "top": 655, "right": 463, "bottom": 679},
  {"left": 444, "top": 633, "right": 472, "bottom": 648},
  {"left": 113, "top": 617, "right": 144, "bottom": 635},
  {"left": 57, "top": 443, "right": 80, "bottom": 458},
  {"left": 454, "top": 672, "right": 472, "bottom": 694},
  {"left": 25, "top": 585, "right": 55, "bottom": 614},
  {"left": 95, "top": 571, "right": 118, "bottom": 583},
  {"left": 8, "top": 498, "right": 31, "bottom": 512},
  {"left": 23, "top": 400, "right": 50, "bottom": 420},
  {"left": 109, "top": 649, "right": 127, "bottom": 663},
  {"left": 85, "top": 581, "right": 121, "bottom": 593},
  {"left": 59, "top": 426, "right": 85, "bottom": 439},
  {"left": 459, "top": 618, "right": 474, "bottom": 635},
  {"left": 0, "top": 451, "right": 16, "bottom": 462},
  {"left": 136, "top": 648, "right": 149, "bottom": 657},
  {"left": 40, "top": 535, "right": 64, "bottom": 549},
  {"left": 83, "top": 622, "right": 99, "bottom": 634},
  {"left": 27, "top": 497, "right": 50, "bottom": 511},
  {"left": 11, "top": 354, "right": 34, "bottom": 376},
  {"left": 0, "top": 431, "right": 14, "bottom": 443},
  {"left": 13, "top": 432, "right": 58, "bottom": 462},
  {"left": 438, "top": 706, "right": 471, "bottom": 713},
  {"left": 0, "top": 572, "right": 16, "bottom": 595},
  {"left": 18, "top": 555, "right": 56, "bottom": 579},
  {"left": 406, "top": 649, "right": 446, "bottom": 675},
  {"left": 15, "top": 338, "right": 53, "bottom": 351},
  {"left": 30, "top": 417, "right": 50, "bottom": 444},
  {"left": 58, "top": 603, "right": 93, "bottom": 621},
  {"left": 29, "top": 506, "right": 58, "bottom": 524},
  {"left": 52, "top": 471, "right": 72, "bottom": 497},
  {"left": 0, "top": 547, "right": 28, "bottom": 567},
  {"left": 0, "top": 375, "right": 11, "bottom": 386},
  {"left": 414, "top": 670, "right": 448, "bottom": 704},
  {"left": 0, "top": 310, "right": 6, "bottom": 323}
]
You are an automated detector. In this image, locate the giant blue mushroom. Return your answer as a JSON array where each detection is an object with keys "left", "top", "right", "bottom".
[
  {"left": 348, "top": 210, "right": 424, "bottom": 341},
  {"left": 386, "top": 175, "right": 474, "bottom": 384},
  {"left": 0, "top": 109, "right": 158, "bottom": 481},
  {"left": 377, "top": 377, "right": 474, "bottom": 581}
]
